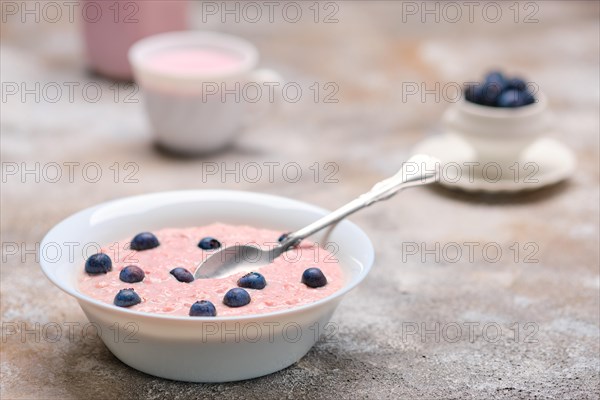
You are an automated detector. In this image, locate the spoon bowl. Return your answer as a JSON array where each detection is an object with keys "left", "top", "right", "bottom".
[{"left": 195, "top": 244, "right": 286, "bottom": 279}]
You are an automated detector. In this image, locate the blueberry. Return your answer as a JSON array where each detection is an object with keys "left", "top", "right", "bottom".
[
  {"left": 189, "top": 300, "right": 217, "bottom": 317},
  {"left": 130, "top": 232, "right": 159, "bottom": 251},
  {"left": 484, "top": 71, "right": 507, "bottom": 89},
  {"left": 480, "top": 82, "right": 504, "bottom": 106},
  {"left": 237, "top": 272, "right": 267, "bottom": 290},
  {"left": 522, "top": 90, "right": 536, "bottom": 105},
  {"left": 478, "top": 72, "right": 508, "bottom": 106},
  {"left": 506, "top": 77, "right": 527, "bottom": 91},
  {"left": 465, "top": 81, "right": 502, "bottom": 106},
  {"left": 198, "top": 237, "right": 221, "bottom": 250},
  {"left": 301, "top": 268, "right": 328, "bottom": 288},
  {"left": 85, "top": 253, "right": 112, "bottom": 274},
  {"left": 114, "top": 288, "right": 141, "bottom": 307},
  {"left": 497, "top": 89, "right": 535, "bottom": 108},
  {"left": 170, "top": 267, "right": 194, "bottom": 283},
  {"left": 223, "top": 288, "right": 251, "bottom": 307},
  {"left": 464, "top": 83, "right": 485, "bottom": 104},
  {"left": 119, "top": 265, "right": 145, "bottom": 283}
]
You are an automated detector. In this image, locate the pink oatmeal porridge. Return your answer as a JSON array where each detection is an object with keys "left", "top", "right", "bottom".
[{"left": 79, "top": 223, "right": 344, "bottom": 317}]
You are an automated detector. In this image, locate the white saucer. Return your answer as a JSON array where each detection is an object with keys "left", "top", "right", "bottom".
[{"left": 412, "top": 134, "right": 576, "bottom": 193}]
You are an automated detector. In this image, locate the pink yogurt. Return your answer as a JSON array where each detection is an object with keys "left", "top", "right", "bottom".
[
  {"left": 145, "top": 48, "right": 244, "bottom": 75},
  {"left": 79, "top": 224, "right": 344, "bottom": 317}
]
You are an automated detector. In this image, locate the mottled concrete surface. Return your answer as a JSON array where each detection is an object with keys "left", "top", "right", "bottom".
[{"left": 1, "top": 1, "right": 599, "bottom": 399}]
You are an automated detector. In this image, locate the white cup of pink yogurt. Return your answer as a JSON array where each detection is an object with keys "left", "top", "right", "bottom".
[{"left": 129, "top": 31, "right": 282, "bottom": 154}]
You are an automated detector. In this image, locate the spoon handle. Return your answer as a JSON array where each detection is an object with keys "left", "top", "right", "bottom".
[{"left": 280, "top": 154, "right": 440, "bottom": 249}]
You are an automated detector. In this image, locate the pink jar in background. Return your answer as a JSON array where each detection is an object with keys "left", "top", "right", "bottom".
[{"left": 81, "top": 0, "right": 189, "bottom": 80}]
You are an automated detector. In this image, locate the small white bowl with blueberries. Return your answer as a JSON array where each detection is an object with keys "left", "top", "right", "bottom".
[
  {"left": 443, "top": 71, "right": 553, "bottom": 170},
  {"left": 413, "top": 70, "right": 575, "bottom": 192}
]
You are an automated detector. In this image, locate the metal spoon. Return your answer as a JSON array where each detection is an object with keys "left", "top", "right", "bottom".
[{"left": 193, "top": 154, "right": 440, "bottom": 279}]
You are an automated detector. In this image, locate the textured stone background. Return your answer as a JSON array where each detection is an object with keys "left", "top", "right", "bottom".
[{"left": 1, "top": 1, "right": 599, "bottom": 399}]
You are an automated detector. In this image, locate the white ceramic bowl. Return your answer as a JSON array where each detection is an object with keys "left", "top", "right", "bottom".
[
  {"left": 442, "top": 94, "right": 553, "bottom": 169},
  {"left": 39, "top": 190, "right": 374, "bottom": 382}
]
